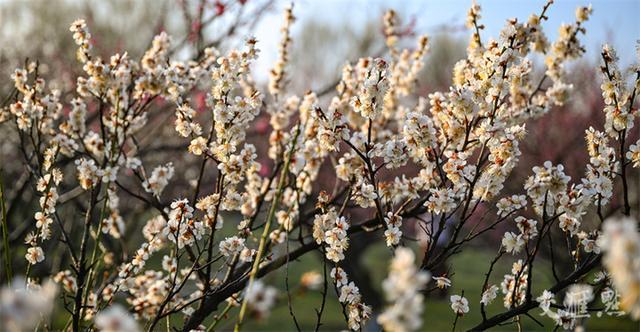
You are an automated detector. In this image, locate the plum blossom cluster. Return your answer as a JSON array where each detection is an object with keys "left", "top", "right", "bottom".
[
  {"left": 311, "top": 204, "right": 372, "bottom": 330},
  {"left": 164, "top": 199, "right": 203, "bottom": 249},
  {"left": 0, "top": 278, "right": 58, "bottom": 331},
  {"left": 501, "top": 216, "right": 537, "bottom": 254},
  {"left": 383, "top": 212, "right": 403, "bottom": 247},
  {"left": 599, "top": 216, "right": 640, "bottom": 319},
  {"left": 243, "top": 280, "right": 278, "bottom": 319},
  {"left": 26, "top": 147, "right": 63, "bottom": 266},
  {"left": 313, "top": 208, "right": 350, "bottom": 262},
  {"left": 330, "top": 266, "right": 372, "bottom": 331},
  {"left": 600, "top": 45, "right": 636, "bottom": 137},
  {"left": 142, "top": 163, "right": 175, "bottom": 198},
  {"left": 94, "top": 305, "right": 140, "bottom": 332},
  {"left": 268, "top": 4, "right": 294, "bottom": 97},
  {"left": 378, "top": 247, "right": 430, "bottom": 332},
  {"left": 0, "top": 1, "right": 638, "bottom": 332},
  {"left": 500, "top": 260, "right": 528, "bottom": 308}
]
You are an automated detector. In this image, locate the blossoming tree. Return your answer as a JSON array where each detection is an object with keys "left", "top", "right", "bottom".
[{"left": 0, "top": 1, "right": 639, "bottom": 331}]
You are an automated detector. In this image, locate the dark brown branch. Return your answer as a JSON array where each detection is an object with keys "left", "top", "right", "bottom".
[{"left": 468, "top": 255, "right": 601, "bottom": 331}]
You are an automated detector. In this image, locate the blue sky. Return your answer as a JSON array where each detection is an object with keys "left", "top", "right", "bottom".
[{"left": 253, "top": 0, "right": 639, "bottom": 76}]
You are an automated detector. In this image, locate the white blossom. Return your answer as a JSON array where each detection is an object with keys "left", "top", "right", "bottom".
[
  {"left": 450, "top": 295, "right": 469, "bottom": 315},
  {"left": 94, "top": 304, "right": 140, "bottom": 332}
]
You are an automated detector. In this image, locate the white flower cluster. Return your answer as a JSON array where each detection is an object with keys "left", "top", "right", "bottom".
[
  {"left": 352, "top": 177, "right": 378, "bottom": 209},
  {"left": 312, "top": 208, "right": 349, "bottom": 262},
  {"left": 114, "top": 215, "right": 169, "bottom": 296},
  {"left": 378, "top": 247, "right": 430, "bottom": 332},
  {"left": 219, "top": 236, "right": 246, "bottom": 260},
  {"left": 75, "top": 158, "right": 100, "bottom": 190},
  {"left": 501, "top": 216, "right": 537, "bottom": 255},
  {"left": 627, "top": 140, "right": 640, "bottom": 168},
  {"left": 350, "top": 58, "right": 388, "bottom": 119},
  {"left": 383, "top": 212, "right": 402, "bottom": 247},
  {"left": 545, "top": 4, "right": 591, "bottom": 88},
  {"left": 142, "top": 163, "right": 175, "bottom": 198},
  {"left": 381, "top": 138, "right": 408, "bottom": 169},
  {"left": 425, "top": 187, "right": 457, "bottom": 215},
  {"left": 311, "top": 200, "right": 371, "bottom": 330},
  {"left": 481, "top": 285, "right": 499, "bottom": 306},
  {"left": 475, "top": 126, "right": 525, "bottom": 201},
  {"left": 0, "top": 278, "right": 58, "bottom": 331},
  {"left": 70, "top": 19, "right": 92, "bottom": 62},
  {"left": 25, "top": 146, "right": 63, "bottom": 265},
  {"left": 584, "top": 127, "right": 616, "bottom": 205},
  {"left": 244, "top": 280, "right": 278, "bottom": 319},
  {"left": 94, "top": 304, "right": 140, "bottom": 332},
  {"left": 383, "top": 9, "right": 430, "bottom": 111},
  {"left": 8, "top": 67, "right": 63, "bottom": 132},
  {"left": 175, "top": 103, "right": 201, "bottom": 138},
  {"left": 600, "top": 45, "right": 635, "bottom": 138},
  {"left": 207, "top": 40, "right": 262, "bottom": 162},
  {"left": 1, "top": 2, "right": 638, "bottom": 330},
  {"left": 163, "top": 199, "right": 204, "bottom": 249},
  {"left": 537, "top": 289, "right": 556, "bottom": 315},
  {"left": 54, "top": 270, "right": 78, "bottom": 293},
  {"left": 268, "top": 4, "right": 295, "bottom": 97},
  {"left": 383, "top": 10, "right": 399, "bottom": 57},
  {"left": 316, "top": 93, "right": 349, "bottom": 154},
  {"left": 496, "top": 194, "right": 527, "bottom": 217},
  {"left": 599, "top": 216, "right": 640, "bottom": 319},
  {"left": 524, "top": 161, "right": 571, "bottom": 216},
  {"left": 100, "top": 187, "right": 125, "bottom": 238},
  {"left": 402, "top": 99, "right": 437, "bottom": 166},
  {"left": 124, "top": 271, "right": 171, "bottom": 319},
  {"left": 195, "top": 193, "right": 222, "bottom": 230},
  {"left": 501, "top": 231, "right": 524, "bottom": 255},
  {"left": 330, "top": 267, "right": 372, "bottom": 331},
  {"left": 500, "top": 260, "right": 528, "bottom": 308}
]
